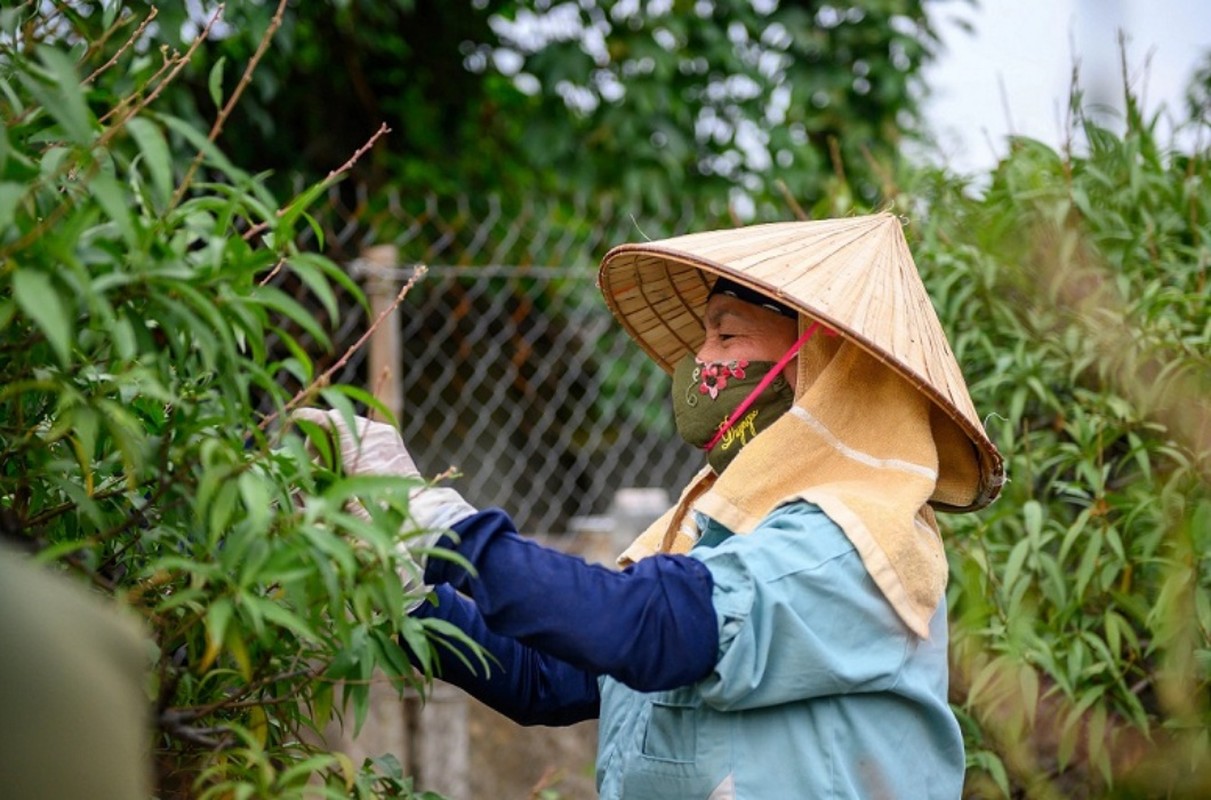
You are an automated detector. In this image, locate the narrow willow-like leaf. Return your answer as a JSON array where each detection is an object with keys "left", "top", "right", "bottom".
[
  {"left": 126, "top": 117, "right": 174, "bottom": 211},
  {"left": 208, "top": 57, "right": 227, "bottom": 111},
  {"left": 13, "top": 268, "right": 72, "bottom": 365}
]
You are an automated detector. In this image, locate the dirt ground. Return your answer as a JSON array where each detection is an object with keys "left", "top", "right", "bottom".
[
  {"left": 468, "top": 701, "right": 599, "bottom": 799},
  {"left": 460, "top": 529, "right": 631, "bottom": 800}
]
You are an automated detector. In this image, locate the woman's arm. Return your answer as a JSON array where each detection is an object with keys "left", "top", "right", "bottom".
[
  {"left": 410, "top": 584, "right": 601, "bottom": 726},
  {"left": 424, "top": 509, "right": 719, "bottom": 693}
]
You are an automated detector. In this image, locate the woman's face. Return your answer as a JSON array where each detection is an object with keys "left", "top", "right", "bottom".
[{"left": 696, "top": 293, "right": 800, "bottom": 391}]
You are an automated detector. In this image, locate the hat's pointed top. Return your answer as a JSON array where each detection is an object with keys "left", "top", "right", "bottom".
[{"left": 598, "top": 213, "right": 1004, "bottom": 512}]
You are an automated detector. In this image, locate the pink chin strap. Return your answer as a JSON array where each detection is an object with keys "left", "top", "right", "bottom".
[{"left": 702, "top": 321, "right": 835, "bottom": 453}]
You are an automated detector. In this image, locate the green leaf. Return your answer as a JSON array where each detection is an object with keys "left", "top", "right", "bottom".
[
  {"left": 324, "top": 384, "right": 398, "bottom": 429},
  {"left": 1002, "top": 537, "right": 1031, "bottom": 597},
  {"left": 311, "top": 680, "right": 334, "bottom": 729},
  {"left": 1022, "top": 500, "right": 1043, "bottom": 545},
  {"left": 125, "top": 117, "right": 174, "bottom": 211},
  {"left": 157, "top": 113, "right": 246, "bottom": 183},
  {"left": 201, "top": 598, "right": 234, "bottom": 671},
  {"left": 1075, "top": 528, "right": 1104, "bottom": 600},
  {"left": 88, "top": 170, "right": 137, "bottom": 244},
  {"left": 276, "top": 755, "right": 338, "bottom": 788},
  {"left": 209, "top": 478, "right": 241, "bottom": 540},
  {"left": 247, "top": 595, "right": 320, "bottom": 643},
  {"left": 417, "top": 616, "right": 493, "bottom": 677},
  {"left": 0, "top": 120, "right": 10, "bottom": 173},
  {"left": 208, "top": 56, "right": 227, "bottom": 110},
  {"left": 238, "top": 471, "right": 273, "bottom": 537},
  {"left": 276, "top": 179, "right": 331, "bottom": 235},
  {"left": 286, "top": 252, "right": 340, "bottom": 320},
  {"left": 297, "top": 524, "right": 357, "bottom": 576},
  {"left": 0, "top": 181, "right": 24, "bottom": 230},
  {"left": 250, "top": 285, "right": 331, "bottom": 350},
  {"left": 13, "top": 268, "right": 72, "bottom": 365},
  {"left": 370, "top": 628, "right": 412, "bottom": 680},
  {"left": 23, "top": 48, "right": 93, "bottom": 145}
]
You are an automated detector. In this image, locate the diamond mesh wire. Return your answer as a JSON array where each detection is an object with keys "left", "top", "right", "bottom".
[{"left": 282, "top": 189, "right": 726, "bottom": 534}]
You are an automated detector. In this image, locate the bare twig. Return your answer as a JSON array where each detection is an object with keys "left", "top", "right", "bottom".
[
  {"left": 96, "top": 48, "right": 180, "bottom": 126},
  {"left": 775, "top": 179, "right": 808, "bottom": 221},
  {"left": 76, "top": 5, "right": 130, "bottom": 65},
  {"left": 159, "top": 710, "right": 228, "bottom": 749},
  {"left": 166, "top": 666, "right": 319, "bottom": 722},
  {"left": 0, "top": 8, "right": 221, "bottom": 262},
  {"left": 260, "top": 266, "right": 428, "bottom": 432},
  {"left": 23, "top": 485, "right": 128, "bottom": 528},
  {"left": 257, "top": 257, "right": 286, "bottom": 288},
  {"left": 528, "top": 766, "right": 564, "bottom": 799},
  {"left": 323, "top": 122, "right": 392, "bottom": 183},
  {"left": 172, "top": 0, "right": 285, "bottom": 209},
  {"left": 827, "top": 134, "right": 847, "bottom": 184},
  {"left": 98, "top": 7, "right": 223, "bottom": 141},
  {"left": 82, "top": 7, "right": 158, "bottom": 86},
  {"left": 243, "top": 123, "right": 392, "bottom": 243}
]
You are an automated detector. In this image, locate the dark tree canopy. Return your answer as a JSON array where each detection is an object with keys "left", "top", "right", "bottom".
[{"left": 111, "top": 0, "right": 944, "bottom": 212}]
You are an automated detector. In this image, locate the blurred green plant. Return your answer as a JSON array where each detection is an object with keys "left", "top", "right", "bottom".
[
  {"left": 0, "top": 4, "right": 474, "bottom": 797},
  {"left": 906, "top": 78, "right": 1211, "bottom": 797}
]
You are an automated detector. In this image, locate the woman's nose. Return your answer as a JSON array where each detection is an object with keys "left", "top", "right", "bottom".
[{"left": 695, "top": 341, "right": 721, "bottom": 363}]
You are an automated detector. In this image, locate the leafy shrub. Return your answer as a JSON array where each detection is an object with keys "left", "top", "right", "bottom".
[
  {"left": 0, "top": 6, "right": 466, "bottom": 797},
  {"left": 910, "top": 90, "right": 1211, "bottom": 797}
]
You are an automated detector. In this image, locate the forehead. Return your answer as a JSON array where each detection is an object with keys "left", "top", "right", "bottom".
[{"left": 703, "top": 293, "right": 793, "bottom": 330}]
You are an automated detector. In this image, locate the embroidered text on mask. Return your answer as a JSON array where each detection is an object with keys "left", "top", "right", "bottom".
[{"left": 671, "top": 357, "right": 794, "bottom": 473}]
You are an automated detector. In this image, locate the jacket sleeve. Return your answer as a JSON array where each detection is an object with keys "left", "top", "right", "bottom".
[
  {"left": 690, "top": 502, "right": 916, "bottom": 711},
  {"left": 410, "top": 584, "right": 600, "bottom": 726},
  {"left": 424, "top": 508, "right": 719, "bottom": 693}
]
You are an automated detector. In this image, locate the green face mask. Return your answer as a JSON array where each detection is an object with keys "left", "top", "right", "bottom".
[{"left": 671, "top": 355, "right": 795, "bottom": 473}]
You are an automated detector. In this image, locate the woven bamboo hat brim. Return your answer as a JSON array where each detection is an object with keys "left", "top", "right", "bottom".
[{"left": 598, "top": 213, "right": 1004, "bottom": 512}]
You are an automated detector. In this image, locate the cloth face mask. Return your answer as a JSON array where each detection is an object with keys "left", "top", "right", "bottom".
[{"left": 671, "top": 355, "right": 794, "bottom": 473}]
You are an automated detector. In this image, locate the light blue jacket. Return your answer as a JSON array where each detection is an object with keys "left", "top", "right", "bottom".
[{"left": 595, "top": 502, "right": 964, "bottom": 799}]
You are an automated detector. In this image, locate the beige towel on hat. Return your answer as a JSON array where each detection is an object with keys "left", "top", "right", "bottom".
[{"left": 620, "top": 330, "right": 948, "bottom": 639}]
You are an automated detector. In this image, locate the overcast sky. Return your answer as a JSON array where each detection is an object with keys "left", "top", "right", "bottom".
[{"left": 921, "top": 0, "right": 1211, "bottom": 174}]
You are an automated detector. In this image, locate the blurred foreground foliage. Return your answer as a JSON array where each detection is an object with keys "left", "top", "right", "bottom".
[
  {"left": 3, "top": 2, "right": 1210, "bottom": 799},
  {"left": 0, "top": 5, "right": 469, "bottom": 798},
  {"left": 911, "top": 89, "right": 1211, "bottom": 797}
]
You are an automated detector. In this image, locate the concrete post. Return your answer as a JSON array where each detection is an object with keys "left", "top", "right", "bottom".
[
  {"left": 321, "top": 246, "right": 470, "bottom": 798},
  {"left": 360, "top": 244, "right": 403, "bottom": 423}
]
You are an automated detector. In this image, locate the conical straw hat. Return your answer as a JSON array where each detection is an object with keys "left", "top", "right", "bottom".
[{"left": 598, "top": 213, "right": 1004, "bottom": 512}]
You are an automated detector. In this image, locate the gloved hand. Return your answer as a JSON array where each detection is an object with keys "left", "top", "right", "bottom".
[{"left": 292, "top": 408, "right": 478, "bottom": 597}]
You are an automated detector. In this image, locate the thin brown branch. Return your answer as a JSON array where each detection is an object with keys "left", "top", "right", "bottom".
[
  {"left": 243, "top": 123, "right": 392, "bottom": 243},
  {"left": 76, "top": 5, "right": 128, "bottom": 65},
  {"left": 96, "top": 49, "right": 180, "bottom": 127},
  {"left": 172, "top": 0, "right": 285, "bottom": 209},
  {"left": 369, "top": 364, "right": 394, "bottom": 423},
  {"left": 827, "top": 134, "right": 847, "bottom": 184},
  {"left": 82, "top": 7, "right": 158, "bottom": 86},
  {"left": 159, "top": 712, "right": 227, "bottom": 749},
  {"left": 0, "top": 9, "right": 218, "bottom": 262},
  {"left": 166, "top": 666, "right": 319, "bottom": 722},
  {"left": 260, "top": 265, "right": 428, "bottom": 432},
  {"left": 775, "top": 179, "right": 809, "bottom": 221},
  {"left": 528, "top": 766, "right": 564, "bottom": 800},
  {"left": 23, "top": 485, "right": 128, "bottom": 528},
  {"left": 324, "top": 122, "right": 391, "bottom": 183},
  {"left": 257, "top": 258, "right": 286, "bottom": 288},
  {"left": 96, "top": 8, "right": 222, "bottom": 145}
]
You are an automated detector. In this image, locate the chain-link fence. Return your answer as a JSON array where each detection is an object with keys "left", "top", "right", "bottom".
[{"left": 287, "top": 188, "right": 735, "bottom": 535}]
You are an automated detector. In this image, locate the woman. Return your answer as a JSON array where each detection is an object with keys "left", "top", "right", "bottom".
[{"left": 299, "top": 213, "right": 1005, "bottom": 798}]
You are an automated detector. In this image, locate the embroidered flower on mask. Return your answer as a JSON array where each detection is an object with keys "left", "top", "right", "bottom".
[{"left": 696, "top": 359, "right": 749, "bottom": 400}]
